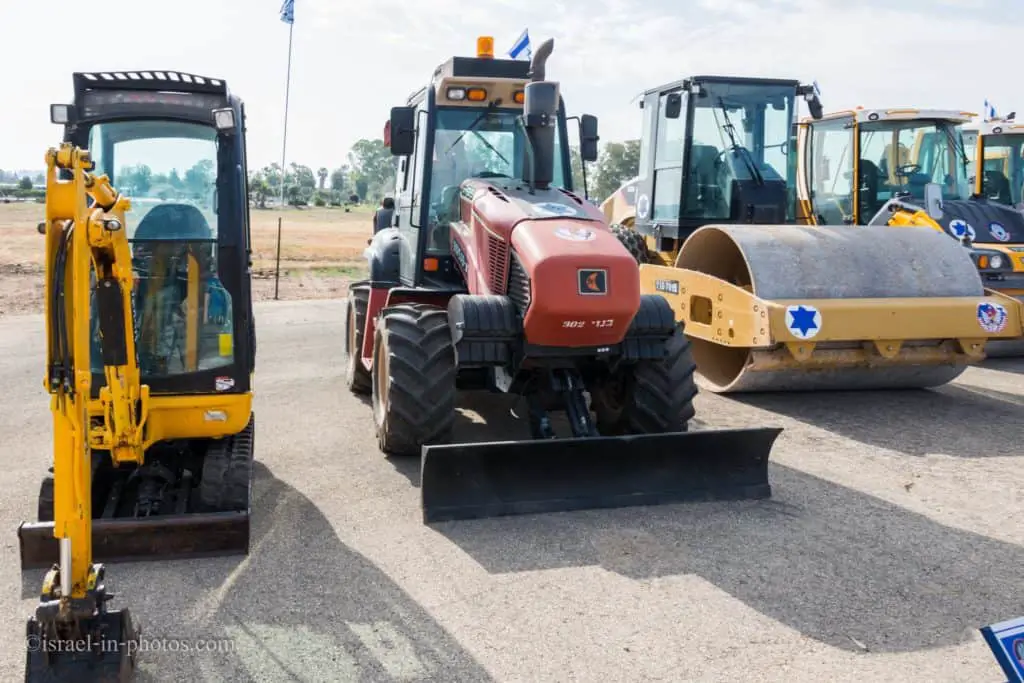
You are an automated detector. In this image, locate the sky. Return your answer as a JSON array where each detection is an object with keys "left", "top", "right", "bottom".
[{"left": 1, "top": 0, "right": 1019, "bottom": 174}]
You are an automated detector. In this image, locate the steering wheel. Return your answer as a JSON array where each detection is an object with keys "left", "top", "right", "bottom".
[{"left": 895, "top": 163, "right": 921, "bottom": 178}]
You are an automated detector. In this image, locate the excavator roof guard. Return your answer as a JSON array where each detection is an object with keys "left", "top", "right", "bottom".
[{"left": 52, "top": 70, "right": 236, "bottom": 130}]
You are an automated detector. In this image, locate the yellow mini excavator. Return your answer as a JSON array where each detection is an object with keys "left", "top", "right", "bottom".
[
  {"left": 23, "top": 71, "right": 256, "bottom": 681},
  {"left": 601, "top": 84, "right": 1022, "bottom": 392}
]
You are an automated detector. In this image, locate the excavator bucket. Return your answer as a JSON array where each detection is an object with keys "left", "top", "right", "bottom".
[
  {"left": 420, "top": 427, "right": 783, "bottom": 523},
  {"left": 17, "top": 512, "right": 250, "bottom": 570},
  {"left": 641, "top": 224, "right": 1024, "bottom": 393}
]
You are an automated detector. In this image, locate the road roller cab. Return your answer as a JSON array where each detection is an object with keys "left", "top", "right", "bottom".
[{"left": 598, "top": 75, "right": 824, "bottom": 266}]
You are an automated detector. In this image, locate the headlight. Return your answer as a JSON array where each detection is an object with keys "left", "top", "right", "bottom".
[{"left": 990, "top": 254, "right": 1004, "bottom": 269}]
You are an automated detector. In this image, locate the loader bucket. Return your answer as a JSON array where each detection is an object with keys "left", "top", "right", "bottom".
[
  {"left": 640, "top": 224, "right": 1024, "bottom": 393},
  {"left": 17, "top": 511, "right": 249, "bottom": 570},
  {"left": 420, "top": 427, "right": 782, "bottom": 523}
]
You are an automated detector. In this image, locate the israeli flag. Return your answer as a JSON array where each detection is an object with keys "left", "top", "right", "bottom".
[
  {"left": 984, "top": 98, "right": 996, "bottom": 120},
  {"left": 508, "top": 29, "right": 531, "bottom": 60},
  {"left": 279, "top": 0, "right": 294, "bottom": 24}
]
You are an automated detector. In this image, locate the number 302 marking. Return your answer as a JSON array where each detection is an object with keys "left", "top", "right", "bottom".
[{"left": 562, "top": 319, "right": 615, "bottom": 328}]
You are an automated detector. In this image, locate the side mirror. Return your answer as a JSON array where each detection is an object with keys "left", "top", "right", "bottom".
[
  {"left": 580, "top": 114, "right": 600, "bottom": 162},
  {"left": 807, "top": 94, "right": 824, "bottom": 121},
  {"left": 387, "top": 106, "right": 416, "bottom": 156},
  {"left": 924, "top": 182, "right": 944, "bottom": 220},
  {"left": 665, "top": 93, "right": 682, "bottom": 119}
]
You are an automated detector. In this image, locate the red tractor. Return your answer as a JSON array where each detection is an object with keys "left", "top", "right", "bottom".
[{"left": 345, "top": 37, "right": 782, "bottom": 522}]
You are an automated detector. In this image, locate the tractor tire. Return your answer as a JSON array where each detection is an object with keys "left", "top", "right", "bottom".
[
  {"left": 371, "top": 303, "right": 457, "bottom": 456},
  {"left": 37, "top": 475, "right": 54, "bottom": 522},
  {"left": 591, "top": 323, "right": 697, "bottom": 434},
  {"left": 199, "top": 416, "right": 254, "bottom": 512},
  {"left": 345, "top": 283, "right": 372, "bottom": 394},
  {"left": 611, "top": 223, "right": 649, "bottom": 264}
]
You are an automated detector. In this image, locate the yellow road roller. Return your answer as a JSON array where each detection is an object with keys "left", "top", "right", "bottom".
[{"left": 604, "top": 81, "right": 1023, "bottom": 392}]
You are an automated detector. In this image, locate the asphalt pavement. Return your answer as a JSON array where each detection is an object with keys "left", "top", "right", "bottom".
[{"left": 1, "top": 298, "right": 1021, "bottom": 682}]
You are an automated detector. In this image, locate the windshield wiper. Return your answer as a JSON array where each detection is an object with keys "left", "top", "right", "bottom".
[
  {"left": 716, "top": 98, "right": 764, "bottom": 186},
  {"left": 446, "top": 101, "right": 499, "bottom": 155}
]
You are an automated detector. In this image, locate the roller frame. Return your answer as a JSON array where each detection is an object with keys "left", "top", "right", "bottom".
[{"left": 640, "top": 264, "right": 1024, "bottom": 368}]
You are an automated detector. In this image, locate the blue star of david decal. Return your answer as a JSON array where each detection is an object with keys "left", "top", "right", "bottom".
[{"left": 788, "top": 306, "right": 818, "bottom": 336}]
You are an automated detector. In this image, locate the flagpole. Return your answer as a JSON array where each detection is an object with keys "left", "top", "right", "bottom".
[{"left": 279, "top": 19, "right": 294, "bottom": 209}]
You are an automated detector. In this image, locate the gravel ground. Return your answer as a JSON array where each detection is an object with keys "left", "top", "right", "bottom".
[{"left": 0, "top": 298, "right": 1021, "bottom": 682}]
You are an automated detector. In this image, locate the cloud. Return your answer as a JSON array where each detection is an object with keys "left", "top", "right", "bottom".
[{"left": 0, "top": 0, "right": 1018, "bottom": 172}]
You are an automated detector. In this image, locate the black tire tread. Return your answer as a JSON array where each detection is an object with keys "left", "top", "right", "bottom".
[
  {"left": 611, "top": 224, "right": 649, "bottom": 264},
  {"left": 345, "top": 284, "right": 372, "bottom": 394},
  {"left": 372, "top": 304, "right": 457, "bottom": 455},
  {"left": 593, "top": 324, "right": 697, "bottom": 434}
]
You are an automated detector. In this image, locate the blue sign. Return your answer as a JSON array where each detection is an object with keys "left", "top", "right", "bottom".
[{"left": 981, "top": 616, "right": 1024, "bottom": 682}]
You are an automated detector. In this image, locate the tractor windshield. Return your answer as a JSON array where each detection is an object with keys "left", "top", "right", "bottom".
[
  {"left": 86, "top": 119, "right": 234, "bottom": 378},
  {"left": 978, "top": 133, "right": 1024, "bottom": 208},
  {"left": 856, "top": 119, "right": 970, "bottom": 219},
  {"left": 682, "top": 82, "right": 794, "bottom": 221},
  {"left": 426, "top": 106, "right": 568, "bottom": 253}
]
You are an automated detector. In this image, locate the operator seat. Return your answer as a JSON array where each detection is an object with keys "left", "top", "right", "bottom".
[
  {"left": 684, "top": 144, "right": 721, "bottom": 215},
  {"left": 858, "top": 159, "right": 881, "bottom": 219},
  {"left": 131, "top": 203, "right": 217, "bottom": 372},
  {"left": 983, "top": 170, "right": 1013, "bottom": 204}
]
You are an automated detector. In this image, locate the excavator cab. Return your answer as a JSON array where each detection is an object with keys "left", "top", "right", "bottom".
[{"left": 22, "top": 71, "right": 256, "bottom": 681}]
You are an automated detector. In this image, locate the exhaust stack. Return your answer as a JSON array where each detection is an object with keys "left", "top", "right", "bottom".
[{"left": 523, "top": 38, "right": 558, "bottom": 190}]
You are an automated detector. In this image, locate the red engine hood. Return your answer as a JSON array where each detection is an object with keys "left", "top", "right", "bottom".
[{"left": 510, "top": 219, "right": 640, "bottom": 347}]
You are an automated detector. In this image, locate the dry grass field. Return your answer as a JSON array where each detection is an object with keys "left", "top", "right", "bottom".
[{"left": 0, "top": 202, "right": 374, "bottom": 316}]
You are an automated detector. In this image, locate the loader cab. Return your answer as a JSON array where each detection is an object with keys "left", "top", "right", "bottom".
[
  {"left": 803, "top": 108, "right": 972, "bottom": 225},
  {"left": 631, "top": 75, "right": 822, "bottom": 251},
  {"left": 52, "top": 71, "right": 254, "bottom": 397},
  {"left": 383, "top": 48, "right": 595, "bottom": 288},
  {"left": 974, "top": 119, "right": 1024, "bottom": 207}
]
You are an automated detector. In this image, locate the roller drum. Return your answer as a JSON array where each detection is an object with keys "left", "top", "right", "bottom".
[{"left": 675, "top": 224, "right": 986, "bottom": 393}]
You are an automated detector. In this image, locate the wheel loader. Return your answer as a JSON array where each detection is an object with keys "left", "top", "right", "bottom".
[
  {"left": 22, "top": 71, "right": 256, "bottom": 681},
  {"left": 602, "top": 82, "right": 1023, "bottom": 392},
  {"left": 343, "top": 37, "right": 782, "bottom": 523},
  {"left": 794, "top": 108, "right": 1024, "bottom": 358}
]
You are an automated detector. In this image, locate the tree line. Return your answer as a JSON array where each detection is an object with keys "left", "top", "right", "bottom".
[
  {"left": 247, "top": 138, "right": 642, "bottom": 209},
  {"left": 0, "top": 137, "right": 642, "bottom": 208}
]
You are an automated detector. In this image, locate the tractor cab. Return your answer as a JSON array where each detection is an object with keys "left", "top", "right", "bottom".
[
  {"left": 51, "top": 71, "right": 255, "bottom": 397},
  {"left": 382, "top": 37, "right": 600, "bottom": 289},
  {"left": 799, "top": 108, "right": 973, "bottom": 225},
  {"left": 628, "top": 75, "right": 822, "bottom": 250}
]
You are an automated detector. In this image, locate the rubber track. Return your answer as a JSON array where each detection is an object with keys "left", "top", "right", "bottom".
[
  {"left": 374, "top": 304, "right": 457, "bottom": 456},
  {"left": 345, "top": 284, "right": 372, "bottom": 393},
  {"left": 198, "top": 416, "right": 255, "bottom": 511}
]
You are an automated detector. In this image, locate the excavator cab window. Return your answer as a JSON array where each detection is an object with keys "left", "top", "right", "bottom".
[
  {"left": 85, "top": 120, "right": 234, "bottom": 377},
  {"left": 807, "top": 118, "right": 855, "bottom": 224},
  {"left": 979, "top": 133, "right": 1024, "bottom": 207},
  {"left": 858, "top": 120, "right": 970, "bottom": 220}
]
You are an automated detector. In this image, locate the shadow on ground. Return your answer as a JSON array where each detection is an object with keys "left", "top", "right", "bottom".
[
  {"left": 730, "top": 383, "right": 1024, "bottom": 458},
  {"left": 433, "top": 462, "right": 1024, "bottom": 655},
  {"left": 21, "top": 461, "right": 491, "bottom": 682}
]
